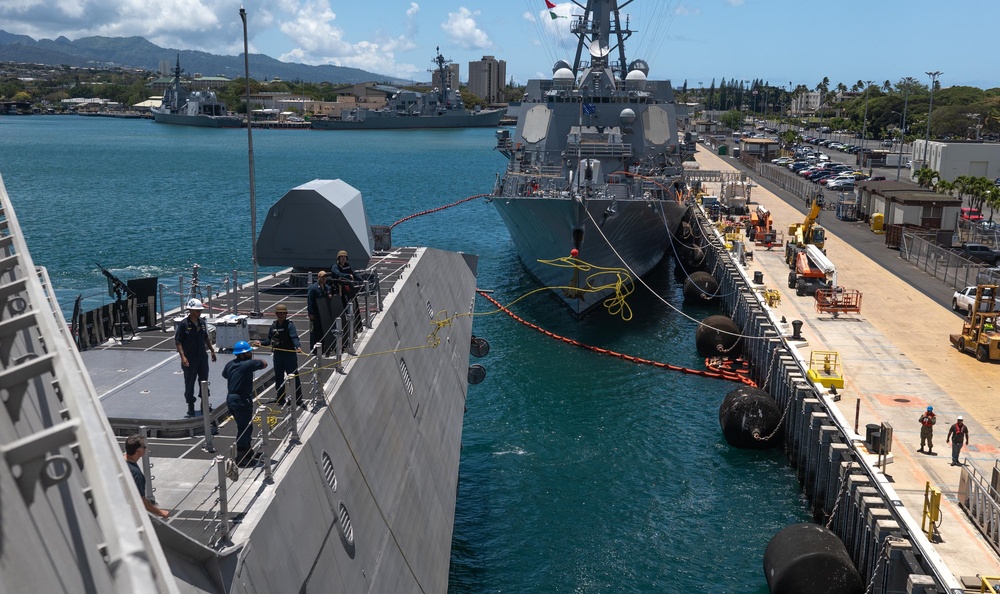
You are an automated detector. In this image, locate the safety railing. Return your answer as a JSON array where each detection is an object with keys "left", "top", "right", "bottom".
[{"left": 957, "top": 461, "right": 1000, "bottom": 556}]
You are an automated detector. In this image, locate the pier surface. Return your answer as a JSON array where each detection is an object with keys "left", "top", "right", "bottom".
[{"left": 695, "top": 148, "right": 1000, "bottom": 584}]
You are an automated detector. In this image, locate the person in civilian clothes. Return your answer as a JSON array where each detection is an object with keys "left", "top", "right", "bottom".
[
  {"left": 946, "top": 416, "right": 970, "bottom": 466},
  {"left": 124, "top": 434, "right": 169, "bottom": 518},
  {"left": 223, "top": 341, "right": 268, "bottom": 466},
  {"left": 175, "top": 298, "right": 216, "bottom": 418},
  {"left": 252, "top": 303, "right": 305, "bottom": 406}
]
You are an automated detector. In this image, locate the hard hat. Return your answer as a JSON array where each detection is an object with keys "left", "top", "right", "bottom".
[
  {"left": 926, "top": 406, "right": 933, "bottom": 411},
  {"left": 275, "top": 304, "right": 288, "bottom": 313},
  {"left": 337, "top": 250, "right": 348, "bottom": 258},
  {"left": 186, "top": 298, "right": 204, "bottom": 310},
  {"left": 957, "top": 415, "right": 963, "bottom": 421},
  {"left": 233, "top": 341, "right": 253, "bottom": 355}
]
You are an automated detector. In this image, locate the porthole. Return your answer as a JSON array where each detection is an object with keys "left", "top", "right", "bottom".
[
  {"left": 337, "top": 502, "right": 354, "bottom": 546},
  {"left": 321, "top": 451, "right": 337, "bottom": 492}
]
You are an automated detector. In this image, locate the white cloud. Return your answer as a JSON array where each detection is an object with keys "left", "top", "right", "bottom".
[
  {"left": 675, "top": 5, "right": 701, "bottom": 16},
  {"left": 727, "top": 0, "right": 745, "bottom": 5},
  {"left": 441, "top": 7, "right": 490, "bottom": 50},
  {"left": 522, "top": 11, "right": 536, "bottom": 24},
  {"left": 406, "top": 2, "right": 419, "bottom": 17},
  {"left": 541, "top": 5, "right": 574, "bottom": 42}
]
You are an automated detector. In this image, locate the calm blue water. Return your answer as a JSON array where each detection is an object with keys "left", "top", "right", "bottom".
[{"left": 0, "top": 115, "right": 810, "bottom": 592}]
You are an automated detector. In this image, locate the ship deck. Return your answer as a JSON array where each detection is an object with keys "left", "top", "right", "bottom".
[{"left": 92, "top": 248, "right": 418, "bottom": 547}]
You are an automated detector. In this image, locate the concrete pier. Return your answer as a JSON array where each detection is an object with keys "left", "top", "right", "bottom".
[{"left": 689, "top": 147, "right": 1000, "bottom": 591}]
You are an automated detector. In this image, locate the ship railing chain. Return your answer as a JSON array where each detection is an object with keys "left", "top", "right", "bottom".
[
  {"left": 825, "top": 462, "right": 856, "bottom": 529},
  {"left": 762, "top": 348, "right": 779, "bottom": 391},
  {"left": 755, "top": 387, "right": 797, "bottom": 443},
  {"left": 863, "top": 536, "right": 903, "bottom": 594}
]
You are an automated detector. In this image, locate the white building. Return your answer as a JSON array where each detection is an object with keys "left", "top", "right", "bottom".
[
  {"left": 468, "top": 56, "right": 506, "bottom": 104},
  {"left": 911, "top": 140, "right": 1000, "bottom": 182},
  {"left": 790, "top": 91, "right": 821, "bottom": 115}
]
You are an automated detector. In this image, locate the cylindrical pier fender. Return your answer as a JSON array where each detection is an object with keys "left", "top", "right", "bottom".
[
  {"left": 718, "top": 386, "right": 781, "bottom": 448},
  {"left": 683, "top": 271, "right": 719, "bottom": 304},
  {"left": 763, "top": 523, "right": 863, "bottom": 594},
  {"left": 674, "top": 242, "right": 707, "bottom": 271},
  {"left": 695, "top": 315, "right": 741, "bottom": 357}
]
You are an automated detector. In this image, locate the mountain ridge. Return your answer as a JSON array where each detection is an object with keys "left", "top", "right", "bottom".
[{"left": 0, "top": 30, "right": 411, "bottom": 85}]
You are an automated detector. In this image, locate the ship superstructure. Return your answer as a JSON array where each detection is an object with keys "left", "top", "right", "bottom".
[{"left": 490, "top": 0, "right": 692, "bottom": 316}]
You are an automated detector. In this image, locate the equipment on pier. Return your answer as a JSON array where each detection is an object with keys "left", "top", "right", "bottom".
[
  {"left": 787, "top": 244, "right": 835, "bottom": 297},
  {"left": 806, "top": 350, "right": 844, "bottom": 390},
  {"left": 949, "top": 284, "right": 1000, "bottom": 361},
  {"left": 786, "top": 191, "right": 827, "bottom": 255}
]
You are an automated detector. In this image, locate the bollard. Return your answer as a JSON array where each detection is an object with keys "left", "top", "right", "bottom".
[
  {"left": 215, "top": 455, "right": 231, "bottom": 544},
  {"left": 200, "top": 381, "right": 215, "bottom": 453},
  {"left": 791, "top": 320, "right": 804, "bottom": 340},
  {"left": 140, "top": 425, "right": 156, "bottom": 504},
  {"left": 258, "top": 405, "right": 273, "bottom": 482}
]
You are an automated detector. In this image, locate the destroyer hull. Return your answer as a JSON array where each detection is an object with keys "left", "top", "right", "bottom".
[
  {"left": 152, "top": 112, "right": 243, "bottom": 128},
  {"left": 492, "top": 195, "right": 685, "bottom": 315},
  {"left": 311, "top": 110, "right": 504, "bottom": 130}
]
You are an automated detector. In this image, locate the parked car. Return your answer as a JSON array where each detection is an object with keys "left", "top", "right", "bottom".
[
  {"left": 827, "top": 179, "right": 855, "bottom": 190},
  {"left": 952, "top": 285, "right": 1000, "bottom": 313},
  {"left": 772, "top": 157, "right": 793, "bottom": 165},
  {"left": 957, "top": 242, "right": 1000, "bottom": 265},
  {"left": 960, "top": 207, "right": 984, "bottom": 222}
]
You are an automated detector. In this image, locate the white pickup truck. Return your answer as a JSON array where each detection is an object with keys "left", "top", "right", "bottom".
[{"left": 952, "top": 285, "right": 999, "bottom": 313}]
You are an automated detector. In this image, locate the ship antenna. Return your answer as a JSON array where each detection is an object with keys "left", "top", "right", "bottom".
[{"left": 240, "top": 6, "right": 262, "bottom": 316}]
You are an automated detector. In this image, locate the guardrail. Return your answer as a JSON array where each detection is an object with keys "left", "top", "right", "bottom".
[
  {"left": 958, "top": 461, "right": 1000, "bottom": 556},
  {"left": 899, "top": 233, "right": 991, "bottom": 291}
]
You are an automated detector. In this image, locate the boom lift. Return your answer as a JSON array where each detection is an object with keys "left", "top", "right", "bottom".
[
  {"left": 785, "top": 191, "right": 827, "bottom": 265},
  {"left": 950, "top": 284, "right": 1000, "bottom": 361},
  {"left": 788, "top": 244, "right": 835, "bottom": 296}
]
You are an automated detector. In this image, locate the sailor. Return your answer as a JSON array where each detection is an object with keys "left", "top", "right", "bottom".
[
  {"left": 306, "top": 271, "right": 332, "bottom": 351},
  {"left": 174, "top": 298, "right": 216, "bottom": 418},
  {"left": 252, "top": 303, "right": 305, "bottom": 407},
  {"left": 946, "top": 416, "right": 970, "bottom": 466},
  {"left": 331, "top": 250, "right": 362, "bottom": 306},
  {"left": 917, "top": 405, "right": 936, "bottom": 454},
  {"left": 223, "top": 341, "right": 268, "bottom": 466},
  {"left": 123, "top": 434, "right": 169, "bottom": 518}
]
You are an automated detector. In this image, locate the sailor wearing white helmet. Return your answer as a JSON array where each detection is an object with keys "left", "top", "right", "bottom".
[
  {"left": 946, "top": 415, "right": 970, "bottom": 466},
  {"left": 175, "top": 298, "right": 217, "bottom": 418}
]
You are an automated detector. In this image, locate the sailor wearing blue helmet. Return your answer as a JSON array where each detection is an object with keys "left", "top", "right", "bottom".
[
  {"left": 918, "top": 405, "right": 936, "bottom": 454},
  {"left": 223, "top": 340, "right": 268, "bottom": 466}
]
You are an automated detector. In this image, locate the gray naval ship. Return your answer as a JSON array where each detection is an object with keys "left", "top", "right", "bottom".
[
  {"left": 311, "top": 49, "right": 505, "bottom": 130},
  {"left": 152, "top": 56, "right": 243, "bottom": 128},
  {"left": 489, "top": 0, "right": 693, "bottom": 316},
  {"left": 0, "top": 174, "right": 483, "bottom": 593}
]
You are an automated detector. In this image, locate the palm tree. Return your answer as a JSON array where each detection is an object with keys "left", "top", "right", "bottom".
[
  {"left": 915, "top": 167, "right": 939, "bottom": 189},
  {"left": 969, "top": 177, "right": 993, "bottom": 212},
  {"left": 984, "top": 185, "right": 1000, "bottom": 225},
  {"left": 936, "top": 180, "right": 955, "bottom": 196},
  {"left": 953, "top": 175, "right": 971, "bottom": 203},
  {"left": 882, "top": 80, "right": 892, "bottom": 93}
]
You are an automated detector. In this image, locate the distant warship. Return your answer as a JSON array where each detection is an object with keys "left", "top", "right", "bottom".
[
  {"left": 489, "top": 0, "right": 692, "bottom": 316},
  {"left": 152, "top": 55, "right": 243, "bottom": 128},
  {"left": 311, "top": 49, "right": 505, "bottom": 130}
]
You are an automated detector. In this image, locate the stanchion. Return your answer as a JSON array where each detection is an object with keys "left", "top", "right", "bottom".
[
  {"left": 215, "top": 455, "right": 231, "bottom": 545},
  {"left": 201, "top": 381, "right": 216, "bottom": 453},
  {"left": 312, "top": 344, "right": 323, "bottom": 408},
  {"left": 258, "top": 405, "right": 273, "bottom": 483},
  {"left": 140, "top": 424, "right": 156, "bottom": 503},
  {"left": 158, "top": 284, "right": 166, "bottom": 332},
  {"left": 334, "top": 318, "right": 344, "bottom": 373},
  {"left": 232, "top": 269, "right": 239, "bottom": 315}
]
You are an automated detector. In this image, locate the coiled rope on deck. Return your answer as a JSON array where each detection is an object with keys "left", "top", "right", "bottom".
[{"left": 477, "top": 290, "right": 756, "bottom": 386}]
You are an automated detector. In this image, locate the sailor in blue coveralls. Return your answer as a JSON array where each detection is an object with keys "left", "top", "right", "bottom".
[
  {"left": 223, "top": 340, "right": 268, "bottom": 466},
  {"left": 252, "top": 303, "right": 305, "bottom": 406},
  {"left": 174, "top": 298, "right": 217, "bottom": 417}
]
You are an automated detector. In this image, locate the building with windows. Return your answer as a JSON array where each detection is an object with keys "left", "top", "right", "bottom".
[
  {"left": 910, "top": 140, "right": 1000, "bottom": 182},
  {"left": 467, "top": 56, "right": 506, "bottom": 103}
]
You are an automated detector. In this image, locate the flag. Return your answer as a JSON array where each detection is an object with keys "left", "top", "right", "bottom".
[
  {"left": 549, "top": 11, "right": 566, "bottom": 19},
  {"left": 583, "top": 103, "right": 596, "bottom": 115},
  {"left": 545, "top": 0, "right": 556, "bottom": 8}
]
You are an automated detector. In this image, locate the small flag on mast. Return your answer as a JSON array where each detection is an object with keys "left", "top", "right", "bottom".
[{"left": 545, "top": 0, "right": 556, "bottom": 8}]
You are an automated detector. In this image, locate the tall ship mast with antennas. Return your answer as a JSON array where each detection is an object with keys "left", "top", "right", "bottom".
[{"left": 489, "top": 0, "right": 693, "bottom": 316}]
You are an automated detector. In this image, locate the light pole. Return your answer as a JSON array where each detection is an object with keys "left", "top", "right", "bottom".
[
  {"left": 859, "top": 80, "right": 874, "bottom": 171},
  {"left": 896, "top": 77, "right": 915, "bottom": 181},
  {"left": 922, "top": 70, "right": 942, "bottom": 167},
  {"left": 966, "top": 113, "right": 982, "bottom": 140}
]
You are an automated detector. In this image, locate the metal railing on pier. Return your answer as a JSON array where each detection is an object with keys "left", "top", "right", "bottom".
[{"left": 958, "top": 461, "right": 1000, "bottom": 556}]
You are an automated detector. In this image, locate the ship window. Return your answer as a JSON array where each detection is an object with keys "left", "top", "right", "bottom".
[
  {"left": 321, "top": 451, "right": 337, "bottom": 492},
  {"left": 426, "top": 300, "right": 434, "bottom": 319},
  {"left": 398, "top": 358, "right": 414, "bottom": 397}
]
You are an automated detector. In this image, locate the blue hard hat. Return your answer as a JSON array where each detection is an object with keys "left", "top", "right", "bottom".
[
  {"left": 233, "top": 341, "right": 253, "bottom": 355},
  {"left": 927, "top": 405, "right": 933, "bottom": 411}
]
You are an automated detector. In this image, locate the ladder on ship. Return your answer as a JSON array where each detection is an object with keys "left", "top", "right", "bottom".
[{"left": 0, "top": 178, "right": 167, "bottom": 592}]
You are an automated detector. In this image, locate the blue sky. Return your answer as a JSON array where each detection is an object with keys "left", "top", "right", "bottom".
[{"left": 1, "top": 0, "right": 997, "bottom": 89}]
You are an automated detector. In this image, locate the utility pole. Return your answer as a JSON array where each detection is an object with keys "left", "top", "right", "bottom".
[
  {"left": 922, "top": 71, "right": 942, "bottom": 168},
  {"left": 860, "top": 81, "right": 874, "bottom": 171},
  {"left": 896, "top": 77, "right": 916, "bottom": 181}
]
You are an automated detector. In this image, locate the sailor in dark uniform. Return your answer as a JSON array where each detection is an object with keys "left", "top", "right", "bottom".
[
  {"left": 253, "top": 303, "right": 305, "bottom": 406},
  {"left": 223, "top": 341, "right": 268, "bottom": 466},
  {"left": 174, "top": 298, "right": 217, "bottom": 417}
]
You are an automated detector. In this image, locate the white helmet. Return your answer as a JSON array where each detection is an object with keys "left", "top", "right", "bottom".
[{"left": 186, "top": 298, "right": 205, "bottom": 311}]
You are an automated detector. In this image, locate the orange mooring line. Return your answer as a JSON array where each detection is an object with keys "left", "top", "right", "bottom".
[
  {"left": 389, "top": 194, "right": 489, "bottom": 229},
  {"left": 477, "top": 291, "right": 757, "bottom": 387}
]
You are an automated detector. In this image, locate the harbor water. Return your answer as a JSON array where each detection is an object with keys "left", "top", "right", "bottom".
[{"left": 0, "top": 116, "right": 812, "bottom": 592}]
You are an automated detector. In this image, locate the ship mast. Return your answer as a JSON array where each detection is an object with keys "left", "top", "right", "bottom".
[
  {"left": 570, "top": 0, "right": 634, "bottom": 80},
  {"left": 431, "top": 48, "right": 452, "bottom": 106}
]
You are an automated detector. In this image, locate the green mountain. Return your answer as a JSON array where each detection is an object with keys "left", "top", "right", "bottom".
[{"left": 0, "top": 30, "right": 410, "bottom": 85}]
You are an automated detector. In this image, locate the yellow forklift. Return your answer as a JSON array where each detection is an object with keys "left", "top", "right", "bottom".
[{"left": 949, "top": 284, "right": 1000, "bottom": 362}]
